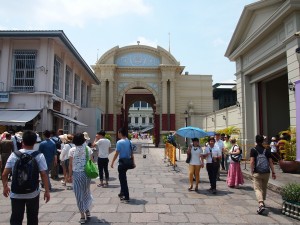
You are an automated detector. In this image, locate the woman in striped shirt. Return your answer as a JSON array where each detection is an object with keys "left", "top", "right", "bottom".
[{"left": 68, "top": 133, "right": 93, "bottom": 224}]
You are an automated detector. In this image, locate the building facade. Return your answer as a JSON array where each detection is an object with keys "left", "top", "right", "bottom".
[
  {"left": 225, "top": 0, "right": 300, "bottom": 148},
  {"left": 0, "top": 30, "right": 100, "bottom": 135},
  {"left": 91, "top": 45, "right": 213, "bottom": 146}
]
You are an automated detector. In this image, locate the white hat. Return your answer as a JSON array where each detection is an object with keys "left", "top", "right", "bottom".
[
  {"left": 36, "top": 133, "right": 41, "bottom": 142},
  {"left": 271, "top": 137, "right": 276, "bottom": 141},
  {"left": 83, "top": 132, "right": 90, "bottom": 140}
]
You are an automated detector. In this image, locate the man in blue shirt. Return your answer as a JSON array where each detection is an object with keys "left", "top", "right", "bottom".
[
  {"left": 111, "top": 127, "right": 135, "bottom": 202},
  {"left": 38, "top": 130, "right": 57, "bottom": 190}
]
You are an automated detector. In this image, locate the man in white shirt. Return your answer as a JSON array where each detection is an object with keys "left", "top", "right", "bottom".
[
  {"left": 93, "top": 130, "right": 111, "bottom": 187},
  {"left": 2, "top": 130, "right": 50, "bottom": 225},
  {"left": 214, "top": 133, "right": 225, "bottom": 181}
]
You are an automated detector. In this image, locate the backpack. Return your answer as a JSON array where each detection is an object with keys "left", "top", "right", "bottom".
[
  {"left": 51, "top": 137, "right": 62, "bottom": 150},
  {"left": 11, "top": 150, "right": 40, "bottom": 194},
  {"left": 230, "top": 145, "right": 242, "bottom": 162},
  {"left": 255, "top": 148, "right": 270, "bottom": 173}
]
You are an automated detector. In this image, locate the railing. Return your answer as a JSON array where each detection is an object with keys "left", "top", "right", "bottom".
[
  {"left": 165, "top": 143, "right": 176, "bottom": 169},
  {"left": 11, "top": 86, "right": 34, "bottom": 92}
]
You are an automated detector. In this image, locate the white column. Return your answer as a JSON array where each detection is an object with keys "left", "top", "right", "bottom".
[
  {"left": 161, "top": 80, "right": 168, "bottom": 114},
  {"left": 100, "top": 80, "right": 106, "bottom": 111},
  {"left": 108, "top": 80, "right": 114, "bottom": 114},
  {"left": 170, "top": 80, "right": 175, "bottom": 114}
]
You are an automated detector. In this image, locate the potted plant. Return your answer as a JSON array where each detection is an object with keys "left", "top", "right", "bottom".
[
  {"left": 281, "top": 183, "right": 300, "bottom": 220},
  {"left": 278, "top": 127, "right": 300, "bottom": 173}
]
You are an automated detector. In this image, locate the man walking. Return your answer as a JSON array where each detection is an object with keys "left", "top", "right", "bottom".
[
  {"left": 250, "top": 134, "right": 276, "bottom": 214},
  {"left": 93, "top": 130, "right": 111, "bottom": 187},
  {"left": 2, "top": 130, "right": 50, "bottom": 225},
  {"left": 214, "top": 133, "right": 224, "bottom": 180},
  {"left": 39, "top": 130, "right": 57, "bottom": 191},
  {"left": 0, "top": 132, "right": 14, "bottom": 177}
]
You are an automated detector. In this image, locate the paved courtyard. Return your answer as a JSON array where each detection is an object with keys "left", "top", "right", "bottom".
[{"left": 0, "top": 139, "right": 298, "bottom": 224}]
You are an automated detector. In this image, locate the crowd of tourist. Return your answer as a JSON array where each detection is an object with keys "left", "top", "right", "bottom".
[
  {"left": 0, "top": 128, "right": 116, "bottom": 224},
  {"left": 185, "top": 132, "right": 276, "bottom": 215},
  {"left": 0, "top": 128, "right": 279, "bottom": 224}
]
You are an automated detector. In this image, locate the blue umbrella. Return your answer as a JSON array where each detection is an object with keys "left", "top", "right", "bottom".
[{"left": 176, "top": 126, "right": 208, "bottom": 139}]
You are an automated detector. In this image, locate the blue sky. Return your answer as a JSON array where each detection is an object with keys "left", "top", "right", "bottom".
[{"left": 0, "top": 0, "right": 257, "bottom": 84}]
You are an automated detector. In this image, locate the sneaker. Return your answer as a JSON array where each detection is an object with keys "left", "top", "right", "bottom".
[
  {"left": 257, "top": 205, "right": 265, "bottom": 214},
  {"left": 120, "top": 196, "right": 130, "bottom": 203},
  {"left": 212, "top": 189, "right": 217, "bottom": 194},
  {"left": 118, "top": 193, "right": 124, "bottom": 198}
]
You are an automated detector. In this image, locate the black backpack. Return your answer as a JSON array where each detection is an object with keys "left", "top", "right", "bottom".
[
  {"left": 51, "top": 137, "right": 62, "bottom": 150},
  {"left": 11, "top": 150, "right": 40, "bottom": 194}
]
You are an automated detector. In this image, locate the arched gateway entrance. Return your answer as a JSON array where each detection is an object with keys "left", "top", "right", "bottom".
[{"left": 91, "top": 45, "right": 213, "bottom": 146}]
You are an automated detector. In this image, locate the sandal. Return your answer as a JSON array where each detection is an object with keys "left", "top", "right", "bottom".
[
  {"left": 80, "top": 217, "right": 85, "bottom": 224},
  {"left": 97, "top": 184, "right": 103, "bottom": 187},
  {"left": 195, "top": 187, "right": 198, "bottom": 192},
  {"left": 188, "top": 186, "right": 193, "bottom": 191},
  {"left": 85, "top": 210, "right": 91, "bottom": 217}
]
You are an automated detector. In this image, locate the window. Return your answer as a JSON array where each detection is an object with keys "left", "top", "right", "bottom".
[
  {"left": 142, "top": 117, "right": 146, "bottom": 124},
  {"left": 141, "top": 101, "right": 147, "bottom": 108},
  {"left": 149, "top": 117, "right": 153, "bottom": 124},
  {"left": 74, "top": 74, "right": 80, "bottom": 105},
  {"left": 65, "top": 66, "right": 72, "bottom": 101},
  {"left": 53, "top": 56, "right": 63, "bottom": 97},
  {"left": 12, "top": 50, "right": 36, "bottom": 92},
  {"left": 135, "top": 117, "right": 139, "bottom": 124},
  {"left": 81, "top": 80, "right": 87, "bottom": 107},
  {"left": 86, "top": 86, "right": 91, "bottom": 107},
  {"left": 133, "top": 102, "right": 139, "bottom": 108}
]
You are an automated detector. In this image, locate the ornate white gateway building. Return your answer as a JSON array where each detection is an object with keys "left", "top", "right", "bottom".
[{"left": 91, "top": 45, "right": 213, "bottom": 146}]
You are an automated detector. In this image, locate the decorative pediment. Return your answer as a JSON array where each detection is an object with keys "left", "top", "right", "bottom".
[{"left": 225, "top": 0, "right": 284, "bottom": 59}]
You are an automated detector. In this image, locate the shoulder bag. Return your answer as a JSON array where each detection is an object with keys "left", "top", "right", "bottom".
[{"left": 119, "top": 141, "right": 135, "bottom": 169}]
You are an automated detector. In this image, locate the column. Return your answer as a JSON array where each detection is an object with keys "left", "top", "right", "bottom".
[
  {"left": 161, "top": 80, "right": 168, "bottom": 130},
  {"left": 169, "top": 80, "right": 176, "bottom": 130},
  {"left": 108, "top": 80, "right": 114, "bottom": 114}
]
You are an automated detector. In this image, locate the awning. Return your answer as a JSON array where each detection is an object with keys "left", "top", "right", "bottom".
[
  {"left": 53, "top": 112, "right": 87, "bottom": 127},
  {"left": 0, "top": 110, "right": 40, "bottom": 126}
]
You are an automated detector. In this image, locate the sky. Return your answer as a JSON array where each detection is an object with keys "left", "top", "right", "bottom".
[{"left": 0, "top": 0, "right": 257, "bottom": 84}]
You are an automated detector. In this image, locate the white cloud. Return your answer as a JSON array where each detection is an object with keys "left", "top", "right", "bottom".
[
  {"left": 0, "top": 0, "right": 151, "bottom": 28},
  {"left": 128, "top": 36, "right": 157, "bottom": 48},
  {"left": 212, "top": 38, "right": 227, "bottom": 47}
]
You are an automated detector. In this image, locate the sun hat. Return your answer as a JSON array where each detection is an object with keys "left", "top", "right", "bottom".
[{"left": 83, "top": 132, "right": 90, "bottom": 140}]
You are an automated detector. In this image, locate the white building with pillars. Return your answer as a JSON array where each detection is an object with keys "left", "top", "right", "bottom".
[
  {"left": 0, "top": 30, "right": 100, "bottom": 135},
  {"left": 224, "top": 0, "right": 300, "bottom": 150},
  {"left": 91, "top": 45, "right": 213, "bottom": 146}
]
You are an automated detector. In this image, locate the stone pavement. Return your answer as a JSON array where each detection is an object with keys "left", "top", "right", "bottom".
[{"left": 0, "top": 139, "right": 299, "bottom": 224}]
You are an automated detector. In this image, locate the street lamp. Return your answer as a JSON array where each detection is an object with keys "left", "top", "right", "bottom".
[{"left": 184, "top": 110, "right": 189, "bottom": 147}]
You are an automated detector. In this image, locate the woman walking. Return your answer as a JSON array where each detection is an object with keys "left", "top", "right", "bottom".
[
  {"left": 111, "top": 127, "right": 135, "bottom": 202},
  {"left": 60, "top": 134, "right": 74, "bottom": 186},
  {"left": 68, "top": 133, "right": 93, "bottom": 224},
  {"left": 203, "top": 136, "right": 222, "bottom": 194},
  {"left": 226, "top": 138, "right": 244, "bottom": 188},
  {"left": 187, "top": 138, "right": 204, "bottom": 191}
]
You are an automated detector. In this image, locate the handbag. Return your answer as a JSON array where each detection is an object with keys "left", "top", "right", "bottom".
[
  {"left": 84, "top": 147, "right": 99, "bottom": 178},
  {"left": 230, "top": 154, "right": 242, "bottom": 162},
  {"left": 186, "top": 154, "right": 191, "bottom": 163}
]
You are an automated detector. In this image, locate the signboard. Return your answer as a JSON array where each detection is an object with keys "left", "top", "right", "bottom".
[{"left": 0, "top": 92, "right": 9, "bottom": 102}]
